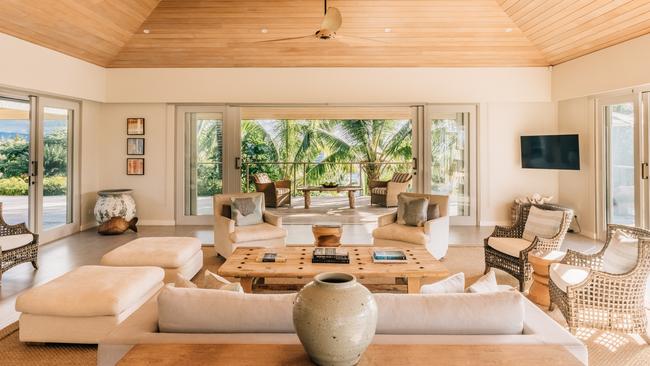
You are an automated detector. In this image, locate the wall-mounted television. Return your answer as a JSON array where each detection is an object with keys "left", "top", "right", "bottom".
[{"left": 521, "top": 134, "right": 580, "bottom": 170}]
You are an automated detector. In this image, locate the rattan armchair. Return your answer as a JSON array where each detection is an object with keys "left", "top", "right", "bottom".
[
  {"left": 549, "top": 224, "right": 650, "bottom": 338},
  {"left": 252, "top": 173, "right": 291, "bottom": 208},
  {"left": 0, "top": 202, "right": 38, "bottom": 283},
  {"left": 484, "top": 203, "right": 573, "bottom": 291},
  {"left": 370, "top": 172, "right": 412, "bottom": 207}
]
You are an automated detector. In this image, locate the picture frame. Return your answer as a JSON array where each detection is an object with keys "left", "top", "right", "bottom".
[
  {"left": 127, "top": 138, "right": 145, "bottom": 155},
  {"left": 126, "top": 158, "right": 145, "bottom": 175},
  {"left": 127, "top": 118, "right": 145, "bottom": 135}
]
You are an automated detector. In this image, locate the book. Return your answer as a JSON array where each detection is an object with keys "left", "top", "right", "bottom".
[
  {"left": 312, "top": 247, "right": 349, "bottom": 264},
  {"left": 372, "top": 250, "right": 408, "bottom": 263},
  {"left": 255, "top": 252, "right": 287, "bottom": 263},
  {"left": 313, "top": 247, "right": 348, "bottom": 257}
]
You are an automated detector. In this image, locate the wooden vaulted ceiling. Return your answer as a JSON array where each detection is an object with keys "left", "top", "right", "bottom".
[{"left": 0, "top": 0, "right": 649, "bottom": 68}]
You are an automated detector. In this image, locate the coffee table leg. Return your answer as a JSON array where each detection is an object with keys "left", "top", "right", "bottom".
[
  {"left": 240, "top": 278, "right": 254, "bottom": 293},
  {"left": 407, "top": 277, "right": 421, "bottom": 294},
  {"left": 304, "top": 191, "right": 311, "bottom": 209},
  {"left": 348, "top": 190, "right": 355, "bottom": 209}
]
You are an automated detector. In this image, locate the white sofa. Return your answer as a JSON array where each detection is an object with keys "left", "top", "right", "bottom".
[
  {"left": 372, "top": 193, "right": 450, "bottom": 259},
  {"left": 98, "top": 286, "right": 587, "bottom": 365}
]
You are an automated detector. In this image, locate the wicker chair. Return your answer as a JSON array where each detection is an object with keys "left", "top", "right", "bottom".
[
  {"left": 252, "top": 173, "right": 291, "bottom": 208},
  {"left": 0, "top": 202, "right": 38, "bottom": 283},
  {"left": 483, "top": 203, "right": 573, "bottom": 291},
  {"left": 549, "top": 224, "right": 650, "bottom": 339},
  {"left": 369, "top": 172, "right": 412, "bottom": 207}
]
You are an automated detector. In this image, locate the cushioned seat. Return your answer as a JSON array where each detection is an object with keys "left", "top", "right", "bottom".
[
  {"left": 100, "top": 237, "right": 203, "bottom": 283},
  {"left": 487, "top": 237, "right": 532, "bottom": 257},
  {"left": 229, "top": 223, "right": 287, "bottom": 243},
  {"left": 549, "top": 263, "right": 591, "bottom": 292},
  {"left": 372, "top": 223, "right": 427, "bottom": 246},
  {"left": 16, "top": 265, "right": 164, "bottom": 344},
  {"left": 0, "top": 234, "right": 33, "bottom": 251}
]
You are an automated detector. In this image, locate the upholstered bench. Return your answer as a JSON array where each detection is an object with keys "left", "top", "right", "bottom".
[
  {"left": 16, "top": 265, "right": 164, "bottom": 344},
  {"left": 100, "top": 237, "right": 203, "bottom": 283}
]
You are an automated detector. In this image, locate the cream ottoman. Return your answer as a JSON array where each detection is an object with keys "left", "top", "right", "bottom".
[
  {"left": 16, "top": 265, "right": 163, "bottom": 344},
  {"left": 100, "top": 237, "right": 203, "bottom": 283}
]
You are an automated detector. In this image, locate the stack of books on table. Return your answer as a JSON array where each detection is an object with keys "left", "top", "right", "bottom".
[
  {"left": 372, "top": 249, "right": 408, "bottom": 263},
  {"left": 312, "top": 247, "right": 350, "bottom": 264}
]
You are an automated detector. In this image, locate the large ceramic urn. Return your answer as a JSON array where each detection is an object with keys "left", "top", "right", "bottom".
[
  {"left": 94, "top": 189, "right": 136, "bottom": 224},
  {"left": 293, "top": 272, "right": 378, "bottom": 366}
]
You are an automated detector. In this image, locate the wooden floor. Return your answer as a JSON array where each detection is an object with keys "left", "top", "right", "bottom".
[{"left": 0, "top": 225, "right": 601, "bottom": 329}]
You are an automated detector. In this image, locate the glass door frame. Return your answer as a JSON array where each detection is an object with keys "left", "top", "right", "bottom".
[
  {"left": 596, "top": 93, "right": 646, "bottom": 239},
  {"left": 422, "top": 104, "right": 478, "bottom": 226},
  {"left": 35, "top": 96, "right": 80, "bottom": 243}
]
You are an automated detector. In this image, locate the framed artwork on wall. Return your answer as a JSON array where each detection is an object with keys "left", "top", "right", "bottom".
[
  {"left": 127, "top": 138, "right": 145, "bottom": 155},
  {"left": 127, "top": 158, "right": 145, "bottom": 175},
  {"left": 127, "top": 118, "right": 145, "bottom": 135}
]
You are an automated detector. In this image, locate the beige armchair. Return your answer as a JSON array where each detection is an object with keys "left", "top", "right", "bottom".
[
  {"left": 213, "top": 193, "right": 287, "bottom": 258},
  {"left": 369, "top": 172, "right": 412, "bottom": 207},
  {"left": 372, "top": 193, "right": 449, "bottom": 260}
]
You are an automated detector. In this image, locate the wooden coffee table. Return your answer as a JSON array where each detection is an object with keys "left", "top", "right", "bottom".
[
  {"left": 218, "top": 246, "right": 449, "bottom": 294},
  {"left": 298, "top": 185, "right": 361, "bottom": 209}
]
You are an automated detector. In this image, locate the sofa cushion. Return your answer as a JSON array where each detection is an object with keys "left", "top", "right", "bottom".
[
  {"left": 229, "top": 223, "right": 286, "bottom": 243},
  {"left": 427, "top": 203, "right": 440, "bottom": 221},
  {"left": 100, "top": 237, "right": 201, "bottom": 268},
  {"left": 420, "top": 272, "right": 464, "bottom": 294},
  {"left": 391, "top": 172, "right": 411, "bottom": 183},
  {"left": 602, "top": 229, "right": 639, "bottom": 274},
  {"left": 0, "top": 233, "right": 33, "bottom": 251},
  {"left": 203, "top": 270, "right": 244, "bottom": 292},
  {"left": 372, "top": 223, "right": 426, "bottom": 245},
  {"left": 487, "top": 237, "right": 531, "bottom": 257},
  {"left": 16, "top": 265, "right": 164, "bottom": 317},
  {"left": 467, "top": 270, "right": 499, "bottom": 293},
  {"left": 397, "top": 194, "right": 429, "bottom": 227},
  {"left": 231, "top": 196, "right": 264, "bottom": 226},
  {"left": 549, "top": 263, "right": 591, "bottom": 292},
  {"left": 158, "top": 285, "right": 296, "bottom": 333},
  {"left": 374, "top": 291, "right": 524, "bottom": 335},
  {"left": 174, "top": 273, "right": 197, "bottom": 288},
  {"left": 522, "top": 206, "right": 564, "bottom": 242}
]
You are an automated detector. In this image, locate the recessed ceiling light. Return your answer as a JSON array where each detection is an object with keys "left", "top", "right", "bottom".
[
  {"left": 504, "top": 28, "right": 513, "bottom": 33},
  {"left": 384, "top": 28, "right": 392, "bottom": 33},
  {"left": 143, "top": 29, "right": 150, "bottom": 34},
  {"left": 261, "top": 28, "right": 269, "bottom": 34}
]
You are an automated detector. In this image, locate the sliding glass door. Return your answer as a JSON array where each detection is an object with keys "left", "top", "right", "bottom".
[
  {"left": 0, "top": 94, "right": 79, "bottom": 242},
  {"left": 423, "top": 105, "right": 477, "bottom": 225}
]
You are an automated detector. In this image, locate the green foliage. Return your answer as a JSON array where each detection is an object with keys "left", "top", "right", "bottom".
[
  {"left": 43, "top": 129, "right": 69, "bottom": 176},
  {"left": 0, "top": 136, "right": 29, "bottom": 178},
  {"left": 197, "top": 164, "right": 223, "bottom": 196},
  {"left": 43, "top": 176, "right": 67, "bottom": 196},
  {"left": 0, "top": 176, "right": 28, "bottom": 195}
]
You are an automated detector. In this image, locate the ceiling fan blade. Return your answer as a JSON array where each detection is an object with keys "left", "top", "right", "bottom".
[
  {"left": 320, "top": 7, "right": 342, "bottom": 32},
  {"left": 255, "top": 35, "right": 314, "bottom": 43}
]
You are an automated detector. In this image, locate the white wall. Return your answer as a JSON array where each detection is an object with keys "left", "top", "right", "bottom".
[
  {"left": 553, "top": 33, "right": 650, "bottom": 101},
  {"left": 479, "top": 102, "right": 558, "bottom": 225},
  {"left": 80, "top": 100, "right": 103, "bottom": 229},
  {"left": 0, "top": 34, "right": 106, "bottom": 102}
]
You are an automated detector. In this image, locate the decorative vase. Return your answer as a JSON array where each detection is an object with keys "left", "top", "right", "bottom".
[
  {"left": 293, "top": 272, "right": 377, "bottom": 366},
  {"left": 94, "top": 189, "right": 137, "bottom": 224}
]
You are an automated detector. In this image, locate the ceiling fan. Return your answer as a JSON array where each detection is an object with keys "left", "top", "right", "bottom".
[{"left": 257, "top": 0, "right": 384, "bottom": 44}]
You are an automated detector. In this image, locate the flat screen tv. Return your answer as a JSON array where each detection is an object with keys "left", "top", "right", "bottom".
[{"left": 521, "top": 134, "right": 580, "bottom": 170}]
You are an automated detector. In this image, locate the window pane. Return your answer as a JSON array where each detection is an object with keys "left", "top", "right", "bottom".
[
  {"left": 0, "top": 99, "right": 30, "bottom": 225},
  {"left": 185, "top": 112, "right": 223, "bottom": 216},
  {"left": 607, "top": 103, "right": 635, "bottom": 225},
  {"left": 430, "top": 113, "right": 470, "bottom": 216},
  {"left": 43, "top": 107, "right": 71, "bottom": 229}
]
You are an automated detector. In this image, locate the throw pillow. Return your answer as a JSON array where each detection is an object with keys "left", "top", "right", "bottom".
[
  {"left": 203, "top": 270, "right": 244, "bottom": 292},
  {"left": 467, "top": 270, "right": 499, "bottom": 293},
  {"left": 602, "top": 230, "right": 639, "bottom": 274},
  {"left": 522, "top": 206, "right": 564, "bottom": 242},
  {"left": 420, "top": 272, "right": 465, "bottom": 294},
  {"left": 174, "top": 273, "right": 197, "bottom": 288},
  {"left": 427, "top": 203, "right": 440, "bottom": 221},
  {"left": 397, "top": 194, "right": 429, "bottom": 227},
  {"left": 231, "top": 195, "right": 263, "bottom": 226}
]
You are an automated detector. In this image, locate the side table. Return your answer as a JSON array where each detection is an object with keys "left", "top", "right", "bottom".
[{"left": 528, "top": 250, "right": 566, "bottom": 309}]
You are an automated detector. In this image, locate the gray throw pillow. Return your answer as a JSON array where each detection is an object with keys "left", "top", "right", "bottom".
[
  {"left": 397, "top": 195, "right": 429, "bottom": 227},
  {"left": 427, "top": 203, "right": 440, "bottom": 221},
  {"left": 231, "top": 196, "right": 263, "bottom": 226}
]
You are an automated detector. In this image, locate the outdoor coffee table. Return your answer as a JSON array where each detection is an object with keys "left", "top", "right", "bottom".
[
  {"left": 298, "top": 185, "right": 361, "bottom": 209},
  {"left": 217, "top": 246, "right": 450, "bottom": 294}
]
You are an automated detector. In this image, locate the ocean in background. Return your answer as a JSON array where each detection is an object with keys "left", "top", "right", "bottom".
[{"left": 0, "top": 119, "right": 67, "bottom": 140}]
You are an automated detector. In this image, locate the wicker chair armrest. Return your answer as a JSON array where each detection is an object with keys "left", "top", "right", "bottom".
[
  {"left": 274, "top": 180, "right": 292, "bottom": 189},
  {"left": 489, "top": 224, "right": 522, "bottom": 238},
  {"left": 560, "top": 249, "right": 603, "bottom": 270},
  {"left": 0, "top": 221, "right": 34, "bottom": 237},
  {"left": 369, "top": 180, "right": 389, "bottom": 189},
  {"left": 566, "top": 268, "right": 643, "bottom": 300},
  {"left": 254, "top": 182, "right": 275, "bottom": 193}
]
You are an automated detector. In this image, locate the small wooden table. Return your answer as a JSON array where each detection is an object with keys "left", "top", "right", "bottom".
[
  {"left": 118, "top": 344, "right": 583, "bottom": 366},
  {"left": 298, "top": 185, "right": 361, "bottom": 209},
  {"left": 218, "top": 246, "right": 449, "bottom": 294},
  {"left": 528, "top": 250, "right": 566, "bottom": 309}
]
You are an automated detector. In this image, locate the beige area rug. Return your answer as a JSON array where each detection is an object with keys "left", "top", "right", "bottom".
[{"left": 1, "top": 246, "right": 648, "bottom": 365}]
